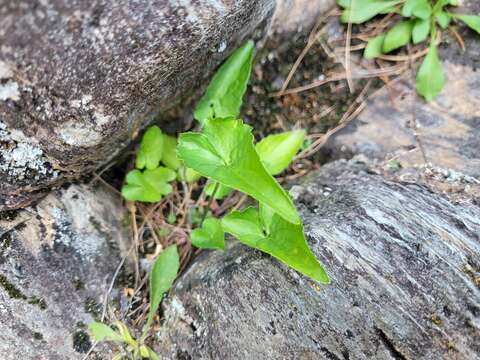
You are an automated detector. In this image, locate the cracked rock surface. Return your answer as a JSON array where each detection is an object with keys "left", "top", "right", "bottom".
[{"left": 157, "top": 159, "right": 480, "bottom": 359}]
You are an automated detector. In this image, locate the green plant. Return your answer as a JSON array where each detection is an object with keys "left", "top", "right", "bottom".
[
  {"left": 121, "top": 128, "right": 199, "bottom": 202},
  {"left": 122, "top": 41, "right": 329, "bottom": 276},
  {"left": 89, "top": 245, "right": 179, "bottom": 360},
  {"left": 338, "top": 0, "right": 480, "bottom": 101},
  {"left": 101, "top": 39, "right": 330, "bottom": 358},
  {"left": 122, "top": 41, "right": 330, "bottom": 284},
  {"left": 178, "top": 40, "right": 329, "bottom": 284}
]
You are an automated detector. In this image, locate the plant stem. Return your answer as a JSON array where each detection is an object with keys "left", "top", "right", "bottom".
[{"left": 200, "top": 182, "right": 219, "bottom": 225}]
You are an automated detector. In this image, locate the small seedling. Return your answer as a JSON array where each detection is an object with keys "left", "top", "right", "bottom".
[
  {"left": 190, "top": 217, "right": 225, "bottom": 250},
  {"left": 338, "top": 0, "right": 480, "bottom": 101},
  {"left": 89, "top": 245, "right": 179, "bottom": 359}
]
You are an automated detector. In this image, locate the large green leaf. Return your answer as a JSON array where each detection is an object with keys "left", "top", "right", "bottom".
[
  {"left": 340, "top": 0, "right": 403, "bottom": 24},
  {"left": 255, "top": 130, "right": 305, "bottom": 176},
  {"left": 454, "top": 14, "right": 480, "bottom": 35},
  {"left": 121, "top": 167, "right": 176, "bottom": 202},
  {"left": 177, "top": 118, "right": 300, "bottom": 224},
  {"left": 136, "top": 126, "right": 164, "bottom": 170},
  {"left": 146, "top": 245, "right": 180, "bottom": 329},
  {"left": 364, "top": 34, "right": 386, "bottom": 59},
  {"left": 191, "top": 217, "right": 225, "bottom": 250},
  {"left": 222, "top": 206, "right": 330, "bottom": 284},
  {"left": 383, "top": 20, "right": 414, "bottom": 53},
  {"left": 205, "top": 129, "right": 305, "bottom": 200},
  {"left": 194, "top": 41, "right": 254, "bottom": 124},
  {"left": 416, "top": 43, "right": 445, "bottom": 102},
  {"left": 89, "top": 322, "right": 124, "bottom": 343}
]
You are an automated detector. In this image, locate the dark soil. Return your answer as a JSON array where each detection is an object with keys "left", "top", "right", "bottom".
[{"left": 242, "top": 28, "right": 372, "bottom": 139}]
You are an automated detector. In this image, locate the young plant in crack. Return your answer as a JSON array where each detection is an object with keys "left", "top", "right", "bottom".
[
  {"left": 92, "top": 40, "right": 332, "bottom": 358},
  {"left": 338, "top": 0, "right": 480, "bottom": 101},
  {"left": 177, "top": 40, "right": 330, "bottom": 284},
  {"left": 89, "top": 245, "right": 179, "bottom": 360}
]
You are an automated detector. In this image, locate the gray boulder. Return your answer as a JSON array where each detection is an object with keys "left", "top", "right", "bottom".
[
  {"left": 156, "top": 159, "right": 480, "bottom": 359},
  {"left": 0, "top": 0, "right": 277, "bottom": 210},
  {"left": 0, "top": 184, "right": 129, "bottom": 359}
]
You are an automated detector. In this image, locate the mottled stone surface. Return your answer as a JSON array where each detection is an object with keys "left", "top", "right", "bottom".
[
  {"left": 0, "top": 0, "right": 277, "bottom": 210},
  {"left": 323, "top": 1, "right": 480, "bottom": 179},
  {"left": 272, "top": 0, "right": 335, "bottom": 34},
  {"left": 0, "top": 184, "right": 129, "bottom": 359},
  {"left": 156, "top": 159, "right": 480, "bottom": 359}
]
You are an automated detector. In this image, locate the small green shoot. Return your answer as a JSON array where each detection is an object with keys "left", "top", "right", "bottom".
[
  {"left": 337, "top": 0, "right": 480, "bottom": 101},
  {"left": 121, "top": 167, "right": 176, "bottom": 202},
  {"left": 89, "top": 245, "right": 179, "bottom": 359},
  {"left": 190, "top": 217, "right": 225, "bottom": 250},
  {"left": 144, "top": 245, "right": 179, "bottom": 332},
  {"left": 136, "top": 126, "right": 163, "bottom": 170},
  {"left": 122, "top": 167, "right": 177, "bottom": 202}
]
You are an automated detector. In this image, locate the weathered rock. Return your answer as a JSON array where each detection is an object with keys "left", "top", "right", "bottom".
[
  {"left": 0, "top": 184, "right": 129, "bottom": 359},
  {"left": 323, "top": 1, "right": 480, "bottom": 179},
  {"left": 156, "top": 159, "right": 480, "bottom": 359},
  {"left": 272, "top": 0, "right": 336, "bottom": 35},
  {"left": 0, "top": 0, "right": 278, "bottom": 210}
]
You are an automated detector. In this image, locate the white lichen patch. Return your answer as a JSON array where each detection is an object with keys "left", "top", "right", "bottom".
[
  {"left": 50, "top": 206, "right": 102, "bottom": 262},
  {"left": 0, "top": 61, "right": 13, "bottom": 79},
  {"left": 0, "top": 121, "right": 56, "bottom": 179},
  {"left": 0, "top": 81, "right": 20, "bottom": 101},
  {"left": 58, "top": 121, "right": 103, "bottom": 147}
]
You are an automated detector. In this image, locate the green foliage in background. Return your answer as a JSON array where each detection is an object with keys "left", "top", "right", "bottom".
[{"left": 338, "top": 0, "right": 480, "bottom": 101}]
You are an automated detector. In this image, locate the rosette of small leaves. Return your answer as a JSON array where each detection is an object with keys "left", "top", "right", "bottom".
[{"left": 338, "top": 0, "right": 480, "bottom": 101}]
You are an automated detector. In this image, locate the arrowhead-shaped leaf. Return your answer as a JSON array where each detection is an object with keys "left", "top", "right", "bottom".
[
  {"left": 416, "top": 43, "right": 445, "bottom": 102},
  {"left": 146, "top": 245, "right": 180, "bottom": 329},
  {"left": 177, "top": 118, "right": 301, "bottom": 224},
  {"left": 222, "top": 206, "right": 330, "bottom": 284},
  {"left": 136, "top": 126, "right": 164, "bottom": 170},
  {"left": 121, "top": 167, "right": 176, "bottom": 202},
  {"left": 191, "top": 217, "right": 225, "bottom": 250},
  {"left": 255, "top": 130, "right": 306, "bottom": 175},
  {"left": 194, "top": 41, "right": 254, "bottom": 124},
  {"left": 204, "top": 129, "right": 305, "bottom": 200}
]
